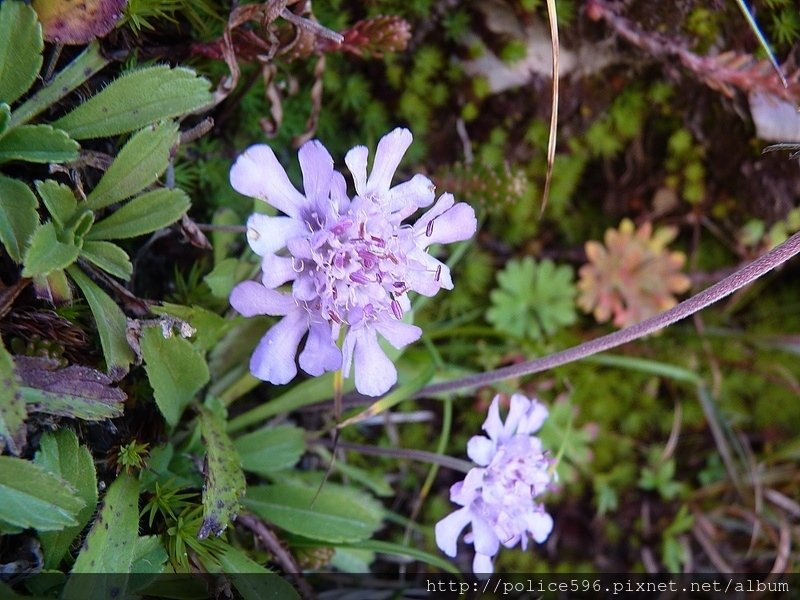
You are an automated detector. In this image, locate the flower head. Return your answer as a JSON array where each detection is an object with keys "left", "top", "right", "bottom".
[
  {"left": 229, "top": 128, "right": 477, "bottom": 396},
  {"left": 435, "top": 394, "right": 554, "bottom": 575}
]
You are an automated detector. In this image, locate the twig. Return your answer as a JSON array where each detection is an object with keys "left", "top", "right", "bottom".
[
  {"left": 413, "top": 230, "right": 800, "bottom": 397},
  {"left": 237, "top": 513, "right": 316, "bottom": 600}
]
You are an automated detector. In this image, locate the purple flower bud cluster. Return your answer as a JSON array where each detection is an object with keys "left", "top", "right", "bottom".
[
  {"left": 436, "top": 394, "right": 555, "bottom": 575},
  {"left": 229, "top": 128, "right": 477, "bottom": 396}
]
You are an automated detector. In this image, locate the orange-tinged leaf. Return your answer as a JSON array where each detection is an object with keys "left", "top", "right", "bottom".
[{"left": 33, "top": 0, "right": 126, "bottom": 44}]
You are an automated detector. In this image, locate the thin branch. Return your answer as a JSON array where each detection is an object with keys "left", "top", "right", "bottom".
[{"left": 414, "top": 230, "right": 800, "bottom": 397}]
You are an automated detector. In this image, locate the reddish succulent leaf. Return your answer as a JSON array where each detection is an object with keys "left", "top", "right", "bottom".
[{"left": 33, "top": 0, "right": 126, "bottom": 45}]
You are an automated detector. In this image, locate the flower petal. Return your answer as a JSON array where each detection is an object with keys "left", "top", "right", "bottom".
[
  {"left": 298, "top": 140, "right": 334, "bottom": 203},
  {"left": 470, "top": 515, "right": 500, "bottom": 558},
  {"left": 345, "top": 145, "right": 369, "bottom": 196},
  {"left": 261, "top": 253, "right": 297, "bottom": 288},
  {"left": 517, "top": 395, "right": 549, "bottom": 435},
  {"left": 350, "top": 328, "right": 397, "bottom": 396},
  {"left": 246, "top": 214, "right": 306, "bottom": 256},
  {"left": 330, "top": 170, "right": 350, "bottom": 213},
  {"left": 230, "top": 281, "right": 296, "bottom": 316},
  {"left": 367, "top": 128, "right": 412, "bottom": 194},
  {"left": 250, "top": 309, "right": 308, "bottom": 384},
  {"left": 384, "top": 173, "right": 435, "bottom": 217},
  {"left": 482, "top": 396, "right": 504, "bottom": 442},
  {"left": 466, "top": 435, "right": 495, "bottom": 466},
  {"left": 472, "top": 553, "right": 494, "bottom": 576},
  {"left": 230, "top": 145, "right": 305, "bottom": 217},
  {"left": 299, "top": 320, "right": 342, "bottom": 376},
  {"left": 501, "top": 393, "right": 531, "bottom": 439},
  {"left": 373, "top": 318, "right": 422, "bottom": 349},
  {"left": 421, "top": 202, "right": 477, "bottom": 247},
  {"left": 527, "top": 511, "right": 554, "bottom": 544},
  {"left": 434, "top": 507, "right": 473, "bottom": 557}
]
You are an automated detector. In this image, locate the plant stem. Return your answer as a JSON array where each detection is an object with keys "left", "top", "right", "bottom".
[{"left": 414, "top": 230, "right": 800, "bottom": 397}]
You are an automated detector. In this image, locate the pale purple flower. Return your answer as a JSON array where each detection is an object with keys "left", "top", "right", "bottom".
[
  {"left": 435, "top": 394, "right": 554, "bottom": 575},
  {"left": 229, "top": 128, "right": 477, "bottom": 396}
]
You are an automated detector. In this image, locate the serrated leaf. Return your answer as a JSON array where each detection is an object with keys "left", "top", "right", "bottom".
[
  {"left": 80, "top": 240, "right": 132, "bottom": 280},
  {"left": 0, "top": 174, "right": 39, "bottom": 263},
  {"left": 0, "top": 456, "right": 84, "bottom": 531},
  {"left": 33, "top": 0, "right": 125, "bottom": 45},
  {"left": 234, "top": 425, "right": 305, "bottom": 476},
  {"left": 244, "top": 483, "right": 383, "bottom": 544},
  {"left": 84, "top": 121, "right": 178, "bottom": 210},
  {"left": 0, "top": 338, "right": 26, "bottom": 456},
  {"left": 68, "top": 265, "right": 134, "bottom": 378},
  {"left": 88, "top": 188, "right": 190, "bottom": 240},
  {"left": 61, "top": 473, "right": 139, "bottom": 600},
  {"left": 141, "top": 327, "right": 209, "bottom": 427},
  {"left": 35, "top": 180, "right": 77, "bottom": 228},
  {"left": 52, "top": 66, "right": 212, "bottom": 139},
  {"left": 35, "top": 429, "right": 98, "bottom": 569},
  {"left": 0, "top": 2, "right": 43, "bottom": 105},
  {"left": 21, "top": 221, "right": 80, "bottom": 277},
  {"left": 217, "top": 546, "right": 300, "bottom": 600},
  {"left": 0, "top": 124, "right": 78, "bottom": 164},
  {"left": 198, "top": 406, "right": 245, "bottom": 539}
]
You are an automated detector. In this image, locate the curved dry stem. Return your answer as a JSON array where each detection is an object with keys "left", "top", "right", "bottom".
[{"left": 414, "top": 230, "right": 800, "bottom": 397}]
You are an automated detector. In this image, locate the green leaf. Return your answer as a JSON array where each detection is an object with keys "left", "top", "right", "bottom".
[
  {"left": 88, "top": 188, "right": 190, "bottom": 240},
  {"left": 0, "top": 456, "right": 84, "bottom": 531},
  {"left": 234, "top": 425, "right": 305, "bottom": 476},
  {"left": 51, "top": 66, "right": 212, "bottom": 139},
  {"left": 35, "top": 429, "right": 98, "bottom": 569},
  {"left": 244, "top": 482, "right": 383, "bottom": 544},
  {"left": 0, "top": 2, "right": 43, "bottom": 105},
  {"left": 198, "top": 406, "right": 246, "bottom": 539},
  {"left": 35, "top": 180, "right": 77, "bottom": 228},
  {"left": 151, "top": 303, "right": 230, "bottom": 352},
  {"left": 0, "top": 338, "right": 26, "bottom": 456},
  {"left": 130, "top": 535, "right": 168, "bottom": 574},
  {"left": 23, "top": 386, "right": 124, "bottom": 420},
  {"left": 204, "top": 257, "right": 250, "bottom": 299},
  {"left": 68, "top": 265, "right": 134, "bottom": 378},
  {"left": 0, "top": 174, "right": 39, "bottom": 262},
  {"left": 0, "top": 103, "right": 10, "bottom": 135},
  {"left": 217, "top": 546, "right": 300, "bottom": 600},
  {"left": 337, "top": 539, "right": 460, "bottom": 575},
  {"left": 10, "top": 43, "right": 108, "bottom": 128},
  {"left": 0, "top": 125, "right": 78, "bottom": 164},
  {"left": 140, "top": 326, "right": 209, "bottom": 427},
  {"left": 80, "top": 240, "right": 133, "bottom": 280},
  {"left": 61, "top": 473, "right": 139, "bottom": 600},
  {"left": 21, "top": 221, "right": 80, "bottom": 277},
  {"left": 84, "top": 121, "right": 178, "bottom": 211}
]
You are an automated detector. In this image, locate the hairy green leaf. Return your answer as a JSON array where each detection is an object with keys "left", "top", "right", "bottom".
[
  {"left": 88, "top": 188, "right": 190, "bottom": 240},
  {"left": 85, "top": 121, "right": 178, "bottom": 210},
  {"left": 0, "top": 2, "right": 43, "bottom": 105},
  {"left": 68, "top": 265, "right": 134, "bottom": 378},
  {"left": 21, "top": 221, "right": 80, "bottom": 277},
  {"left": 0, "top": 174, "right": 38, "bottom": 263},
  {"left": 198, "top": 406, "right": 245, "bottom": 539},
  {"left": 71, "top": 472, "right": 139, "bottom": 572},
  {"left": 141, "top": 327, "right": 209, "bottom": 427},
  {"left": 234, "top": 425, "right": 305, "bottom": 476},
  {"left": 0, "top": 103, "right": 10, "bottom": 135},
  {"left": 80, "top": 240, "right": 133, "bottom": 280},
  {"left": 0, "top": 125, "right": 78, "bottom": 164},
  {"left": 244, "top": 482, "right": 383, "bottom": 543},
  {"left": 0, "top": 456, "right": 84, "bottom": 531},
  {"left": 52, "top": 66, "right": 212, "bottom": 139},
  {"left": 35, "top": 429, "right": 98, "bottom": 569},
  {"left": 0, "top": 338, "right": 26, "bottom": 456},
  {"left": 36, "top": 180, "right": 77, "bottom": 228}
]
